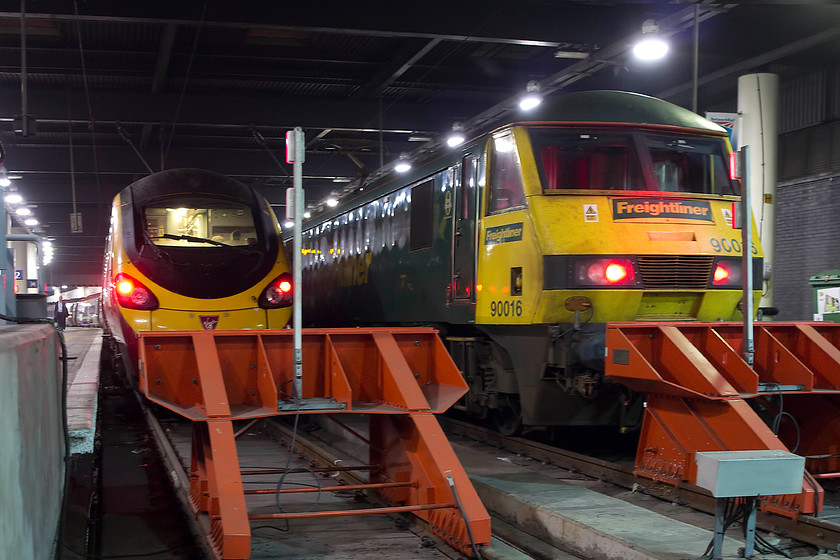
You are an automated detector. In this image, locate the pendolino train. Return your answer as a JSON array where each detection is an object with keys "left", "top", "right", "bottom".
[
  {"left": 296, "top": 90, "right": 762, "bottom": 435},
  {"left": 102, "top": 168, "right": 293, "bottom": 371}
]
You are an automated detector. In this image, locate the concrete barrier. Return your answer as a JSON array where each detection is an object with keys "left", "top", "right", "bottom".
[{"left": 0, "top": 324, "right": 64, "bottom": 560}]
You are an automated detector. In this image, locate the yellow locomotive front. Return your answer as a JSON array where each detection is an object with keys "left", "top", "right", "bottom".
[
  {"left": 470, "top": 92, "right": 762, "bottom": 432},
  {"left": 102, "top": 169, "right": 293, "bottom": 373}
]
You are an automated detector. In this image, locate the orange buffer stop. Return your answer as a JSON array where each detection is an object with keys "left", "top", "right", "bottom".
[
  {"left": 605, "top": 321, "right": 840, "bottom": 519},
  {"left": 138, "top": 328, "right": 490, "bottom": 560}
]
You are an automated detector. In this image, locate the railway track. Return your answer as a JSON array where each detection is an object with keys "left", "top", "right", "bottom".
[
  {"left": 146, "top": 408, "right": 584, "bottom": 560},
  {"left": 142, "top": 400, "right": 840, "bottom": 559},
  {"left": 438, "top": 416, "right": 840, "bottom": 555}
]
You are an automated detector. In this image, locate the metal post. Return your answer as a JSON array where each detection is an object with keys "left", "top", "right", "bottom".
[
  {"left": 712, "top": 498, "right": 725, "bottom": 559},
  {"left": 20, "top": 0, "right": 29, "bottom": 138},
  {"left": 743, "top": 497, "right": 758, "bottom": 558},
  {"left": 292, "top": 126, "right": 304, "bottom": 401},
  {"left": 741, "top": 146, "right": 754, "bottom": 366},
  {"left": 691, "top": 3, "right": 699, "bottom": 113}
]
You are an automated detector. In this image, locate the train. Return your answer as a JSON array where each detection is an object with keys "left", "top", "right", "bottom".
[
  {"left": 295, "top": 90, "right": 763, "bottom": 435},
  {"left": 101, "top": 168, "right": 293, "bottom": 372}
]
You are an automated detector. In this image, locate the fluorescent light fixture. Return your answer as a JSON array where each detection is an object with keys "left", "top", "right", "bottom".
[
  {"left": 326, "top": 198, "right": 339, "bottom": 208},
  {"left": 633, "top": 19, "right": 669, "bottom": 61},
  {"left": 5, "top": 193, "right": 22, "bottom": 204},
  {"left": 303, "top": 211, "right": 311, "bottom": 219},
  {"left": 519, "top": 81, "right": 542, "bottom": 111},
  {"left": 24, "top": 218, "right": 38, "bottom": 226},
  {"left": 15, "top": 207, "right": 31, "bottom": 216},
  {"left": 284, "top": 220, "right": 294, "bottom": 228},
  {"left": 395, "top": 153, "right": 412, "bottom": 173},
  {"left": 447, "top": 122, "right": 466, "bottom": 148}
]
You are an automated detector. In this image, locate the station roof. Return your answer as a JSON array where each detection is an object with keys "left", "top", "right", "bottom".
[{"left": 0, "top": 1, "right": 838, "bottom": 283}]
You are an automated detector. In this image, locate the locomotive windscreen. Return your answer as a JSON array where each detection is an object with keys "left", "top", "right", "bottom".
[
  {"left": 531, "top": 129, "right": 737, "bottom": 195},
  {"left": 122, "top": 169, "right": 280, "bottom": 300}
]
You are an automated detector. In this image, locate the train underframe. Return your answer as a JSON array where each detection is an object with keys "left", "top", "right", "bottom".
[{"left": 444, "top": 322, "right": 646, "bottom": 435}]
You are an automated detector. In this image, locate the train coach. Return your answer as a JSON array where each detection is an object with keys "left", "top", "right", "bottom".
[
  {"left": 296, "top": 91, "right": 764, "bottom": 435},
  {"left": 102, "top": 168, "right": 294, "bottom": 372}
]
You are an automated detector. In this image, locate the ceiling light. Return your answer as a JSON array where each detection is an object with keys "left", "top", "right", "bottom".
[
  {"left": 326, "top": 198, "right": 339, "bottom": 208},
  {"left": 447, "top": 122, "right": 466, "bottom": 148},
  {"left": 284, "top": 220, "right": 294, "bottom": 229},
  {"left": 303, "top": 211, "right": 311, "bottom": 219},
  {"left": 5, "top": 193, "right": 23, "bottom": 204},
  {"left": 15, "top": 207, "right": 31, "bottom": 216},
  {"left": 0, "top": 165, "right": 10, "bottom": 188},
  {"left": 633, "top": 19, "right": 669, "bottom": 61},
  {"left": 519, "top": 81, "right": 543, "bottom": 111},
  {"left": 24, "top": 218, "right": 38, "bottom": 226},
  {"left": 394, "top": 153, "right": 412, "bottom": 173}
]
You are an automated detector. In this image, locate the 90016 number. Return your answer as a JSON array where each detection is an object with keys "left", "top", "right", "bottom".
[
  {"left": 490, "top": 300, "right": 522, "bottom": 317},
  {"left": 710, "top": 237, "right": 758, "bottom": 255}
]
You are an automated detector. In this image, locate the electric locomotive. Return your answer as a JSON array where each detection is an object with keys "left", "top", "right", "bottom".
[
  {"left": 297, "top": 91, "right": 762, "bottom": 434},
  {"left": 102, "top": 168, "right": 293, "bottom": 373}
]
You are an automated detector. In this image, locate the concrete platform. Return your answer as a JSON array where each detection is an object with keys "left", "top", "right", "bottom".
[{"left": 63, "top": 327, "right": 103, "bottom": 454}]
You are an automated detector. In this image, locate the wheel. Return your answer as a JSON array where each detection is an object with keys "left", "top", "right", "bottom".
[{"left": 493, "top": 397, "right": 522, "bottom": 436}]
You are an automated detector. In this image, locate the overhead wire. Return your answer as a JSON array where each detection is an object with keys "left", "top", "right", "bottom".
[
  {"left": 251, "top": 129, "right": 291, "bottom": 178},
  {"left": 162, "top": 1, "right": 208, "bottom": 169},
  {"left": 116, "top": 123, "right": 154, "bottom": 174}
]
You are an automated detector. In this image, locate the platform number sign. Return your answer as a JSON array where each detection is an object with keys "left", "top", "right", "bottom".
[{"left": 14, "top": 269, "right": 22, "bottom": 281}]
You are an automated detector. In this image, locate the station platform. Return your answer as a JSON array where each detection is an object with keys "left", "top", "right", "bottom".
[{"left": 63, "top": 327, "right": 103, "bottom": 455}]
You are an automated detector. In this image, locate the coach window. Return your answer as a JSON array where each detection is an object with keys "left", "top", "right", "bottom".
[
  {"left": 410, "top": 179, "right": 434, "bottom": 251},
  {"left": 488, "top": 132, "right": 526, "bottom": 214}
]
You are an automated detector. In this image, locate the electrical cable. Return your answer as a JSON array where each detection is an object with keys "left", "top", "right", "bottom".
[
  {"left": 116, "top": 123, "right": 154, "bottom": 174},
  {"left": 445, "top": 474, "right": 482, "bottom": 560},
  {"left": 251, "top": 128, "right": 291, "bottom": 178},
  {"left": 61, "top": 541, "right": 196, "bottom": 559},
  {"left": 272, "top": 395, "right": 324, "bottom": 525},
  {"left": 769, "top": 384, "right": 801, "bottom": 453}
]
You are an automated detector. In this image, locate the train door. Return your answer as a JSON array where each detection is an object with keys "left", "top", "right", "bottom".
[{"left": 451, "top": 154, "right": 480, "bottom": 301}]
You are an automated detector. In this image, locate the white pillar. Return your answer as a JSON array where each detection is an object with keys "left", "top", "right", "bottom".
[{"left": 737, "top": 73, "right": 779, "bottom": 311}]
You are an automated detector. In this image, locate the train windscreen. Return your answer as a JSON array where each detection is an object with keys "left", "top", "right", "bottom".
[
  {"left": 531, "top": 129, "right": 737, "bottom": 195},
  {"left": 144, "top": 200, "right": 258, "bottom": 247},
  {"left": 133, "top": 193, "right": 278, "bottom": 299}
]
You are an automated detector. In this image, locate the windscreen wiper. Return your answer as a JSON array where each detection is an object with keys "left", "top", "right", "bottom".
[{"left": 152, "top": 233, "right": 228, "bottom": 246}]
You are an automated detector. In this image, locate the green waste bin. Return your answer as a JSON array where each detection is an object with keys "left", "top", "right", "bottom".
[{"left": 809, "top": 269, "right": 840, "bottom": 322}]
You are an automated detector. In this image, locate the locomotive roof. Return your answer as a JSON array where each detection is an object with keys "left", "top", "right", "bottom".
[{"left": 510, "top": 90, "right": 727, "bottom": 135}]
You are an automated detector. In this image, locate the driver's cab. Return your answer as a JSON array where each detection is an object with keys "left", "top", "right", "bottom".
[{"left": 144, "top": 200, "right": 258, "bottom": 247}]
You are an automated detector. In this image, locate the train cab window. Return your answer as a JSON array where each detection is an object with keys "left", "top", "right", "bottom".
[
  {"left": 488, "top": 132, "right": 526, "bottom": 214},
  {"left": 531, "top": 131, "right": 644, "bottom": 191},
  {"left": 644, "top": 135, "right": 737, "bottom": 195},
  {"left": 144, "top": 200, "right": 258, "bottom": 247}
]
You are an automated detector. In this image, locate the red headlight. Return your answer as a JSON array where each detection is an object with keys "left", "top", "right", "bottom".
[
  {"left": 112, "top": 273, "right": 159, "bottom": 310},
  {"left": 259, "top": 273, "right": 293, "bottom": 308},
  {"left": 574, "top": 258, "right": 638, "bottom": 286}
]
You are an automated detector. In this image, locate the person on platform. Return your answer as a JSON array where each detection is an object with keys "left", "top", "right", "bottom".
[{"left": 54, "top": 297, "right": 67, "bottom": 330}]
